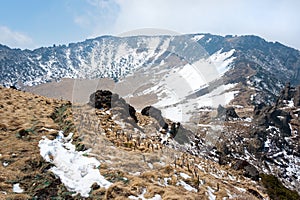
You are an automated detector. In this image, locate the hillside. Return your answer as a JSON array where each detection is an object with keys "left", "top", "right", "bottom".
[{"left": 0, "top": 86, "right": 281, "bottom": 199}]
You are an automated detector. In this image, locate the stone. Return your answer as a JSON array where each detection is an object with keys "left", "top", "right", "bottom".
[
  {"left": 217, "top": 105, "right": 239, "bottom": 121},
  {"left": 232, "top": 159, "right": 259, "bottom": 181},
  {"left": 89, "top": 90, "right": 138, "bottom": 123},
  {"left": 141, "top": 106, "right": 168, "bottom": 130}
]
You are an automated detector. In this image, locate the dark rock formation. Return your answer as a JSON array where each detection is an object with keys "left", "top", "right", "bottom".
[
  {"left": 89, "top": 90, "right": 138, "bottom": 123},
  {"left": 253, "top": 103, "right": 267, "bottom": 116},
  {"left": 216, "top": 105, "right": 239, "bottom": 121},
  {"left": 172, "top": 124, "right": 192, "bottom": 145},
  {"left": 169, "top": 122, "right": 180, "bottom": 137},
  {"left": 89, "top": 90, "right": 113, "bottom": 109},
  {"left": 293, "top": 85, "right": 300, "bottom": 107},
  {"left": 276, "top": 82, "right": 296, "bottom": 107},
  {"left": 280, "top": 82, "right": 293, "bottom": 100},
  {"left": 254, "top": 104, "right": 291, "bottom": 137},
  {"left": 141, "top": 106, "right": 192, "bottom": 144},
  {"left": 141, "top": 106, "right": 168, "bottom": 130},
  {"left": 232, "top": 159, "right": 259, "bottom": 181},
  {"left": 10, "top": 85, "right": 18, "bottom": 90}
]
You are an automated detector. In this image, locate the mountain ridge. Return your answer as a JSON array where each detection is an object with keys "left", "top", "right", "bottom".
[{"left": 1, "top": 33, "right": 300, "bottom": 87}]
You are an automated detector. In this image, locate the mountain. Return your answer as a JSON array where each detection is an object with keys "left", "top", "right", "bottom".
[
  {"left": 1, "top": 34, "right": 300, "bottom": 107},
  {"left": 1, "top": 33, "right": 300, "bottom": 198},
  {"left": 9, "top": 34, "right": 298, "bottom": 126}
]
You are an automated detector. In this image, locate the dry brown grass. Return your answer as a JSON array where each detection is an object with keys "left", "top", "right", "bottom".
[
  {"left": 0, "top": 86, "right": 270, "bottom": 199},
  {"left": 0, "top": 86, "right": 74, "bottom": 199}
]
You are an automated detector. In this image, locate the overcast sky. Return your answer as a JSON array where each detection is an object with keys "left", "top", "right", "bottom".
[{"left": 0, "top": 0, "right": 299, "bottom": 50}]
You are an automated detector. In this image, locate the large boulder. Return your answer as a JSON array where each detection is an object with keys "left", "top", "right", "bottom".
[
  {"left": 276, "top": 82, "right": 298, "bottom": 107},
  {"left": 232, "top": 159, "right": 259, "bottom": 181},
  {"left": 89, "top": 90, "right": 138, "bottom": 123},
  {"left": 89, "top": 90, "right": 113, "bottom": 109},
  {"left": 141, "top": 106, "right": 168, "bottom": 130},
  {"left": 141, "top": 106, "right": 191, "bottom": 144},
  {"left": 217, "top": 105, "right": 239, "bottom": 121}
]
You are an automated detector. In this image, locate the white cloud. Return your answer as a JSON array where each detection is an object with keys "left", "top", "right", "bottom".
[
  {"left": 71, "top": 0, "right": 120, "bottom": 38},
  {"left": 0, "top": 26, "right": 34, "bottom": 49},
  {"left": 108, "top": 0, "right": 300, "bottom": 49},
  {"left": 74, "top": 15, "right": 91, "bottom": 28}
]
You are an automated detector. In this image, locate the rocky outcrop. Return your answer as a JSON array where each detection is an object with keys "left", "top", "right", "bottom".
[
  {"left": 232, "top": 159, "right": 259, "bottom": 181},
  {"left": 141, "top": 106, "right": 191, "bottom": 144},
  {"left": 254, "top": 105, "right": 292, "bottom": 137},
  {"left": 89, "top": 90, "right": 138, "bottom": 123},
  {"left": 172, "top": 124, "right": 192, "bottom": 145},
  {"left": 253, "top": 83, "right": 297, "bottom": 137},
  {"left": 277, "top": 82, "right": 296, "bottom": 107},
  {"left": 141, "top": 106, "right": 168, "bottom": 130},
  {"left": 216, "top": 105, "right": 239, "bottom": 121},
  {"left": 279, "top": 82, "right": 294, "bottom": 101},
  {"left": 293, "top": 85, "right": 300, "bottom": 107}
]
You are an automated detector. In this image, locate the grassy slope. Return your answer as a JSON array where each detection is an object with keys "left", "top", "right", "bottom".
[{"left": 0, "top": 86, "right": 271, "bottom": 199}]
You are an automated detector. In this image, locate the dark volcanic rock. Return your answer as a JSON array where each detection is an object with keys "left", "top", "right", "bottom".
[
  {"left": 141, "top": 106, "right": 168, "bottom": 130},
  {"left": 253, "top": 103, "right": 267, "bottom": 117},
  {"left": 172, "top": 124, "right": 192, "bottom": 145},
  {"left": 232, "top": 159, "right": 259, "bottom": 181},
  {"left": 89, "top": 90, "right": 138, "bottom": 123},
  {"left": 293, "top": 85, "right": 300, "bottom": 107},
  {"left": 254, "top": 104, "right": 291, "bottom": 137},
  {"left": 141, "top": 106, "right": 192, "bottom": 144},
  {"left": 216, "top": 105, "right": 239, "bottom": 121},
  {"left": 89, "top": 90, "right": 113, "bottom": 109},
  {"left": 280, "top": 82, "right": 294, "bottom": 100},
  {"left": 277, "top": 82, "right": 296, "bottom": 107}
]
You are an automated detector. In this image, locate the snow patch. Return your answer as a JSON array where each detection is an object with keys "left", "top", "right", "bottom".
[
  {"left": 207, "top": 186, "right": 216, "bottom": 200},
  {"left": 129, "top": 188, "right": 162, "bottom": 200},
  {"left": 243, "top": 117, "right": 252, "bottom": 122},
  {"left": 38, "top": 131, "right": 112, "bottom": 197},
  {"left": 164, "top": 177, "right": 171, "bottom": 186},
  {"left": 209, "top": 49, "right": 235, "bottom": 75},
  {"left": 178, "top": 64, "right": 207, "bottom": 91},
  {"left": 264, "top": 138, "right": 271, "bottom": 148},
  {"left": 191, "top": 35, "right": 205, "bottom": 41},
  {"left": 196, "top": 83, "right": 238, "bottom": 108},
  {"left": 234, "top": 186, "right": 246, "bottom": 192},
  {"left": 180, "top": 172, "right": 191, "bottom": 179},
  {"left": 177, "top": 180, "right": 198, "bottom": 192},
  {"left": 148, "top": 162, "right": 154, "bottom": 169},
  {"left": 13, "top": 183, "right": 24, "bottom": 193},
  {"left": 206, "top": 38, "right": 212, "bottom": 43},
  {"left": 283, "top": 100, "right": 294, "bottom": 108}
]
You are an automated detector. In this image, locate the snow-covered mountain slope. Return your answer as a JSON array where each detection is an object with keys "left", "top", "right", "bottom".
[
  {"left": 0, "top": 35, "right": 205, "bottom": 86},
  {"left": 3, "top": 33, "right": 300, "bottom": 128},
  {"left": 119, "top": 48, "right": 237, "bottom": 123},
  {"left": 2, "top": 34, "right": 300, "bottom": 105}
]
